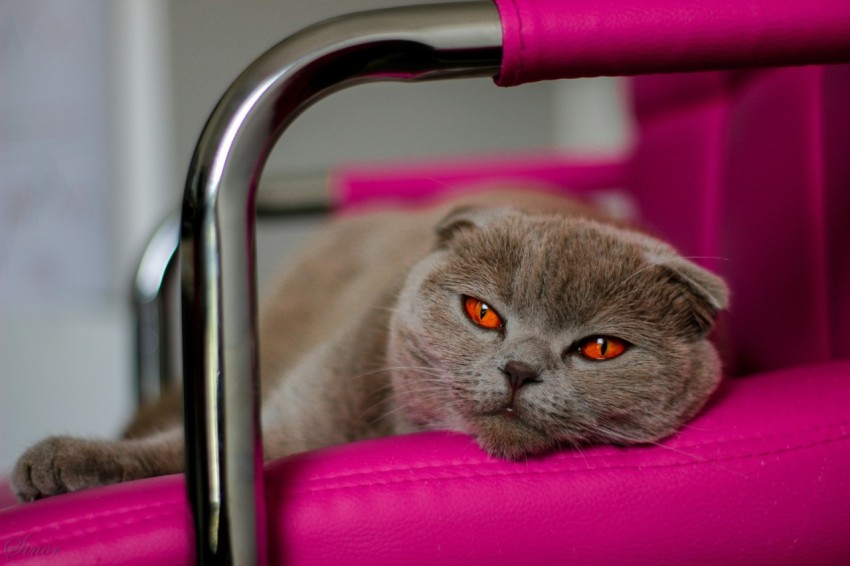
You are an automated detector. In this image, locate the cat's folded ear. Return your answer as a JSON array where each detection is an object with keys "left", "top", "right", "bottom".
[
  {"left": 640, "top": 238, "right": 730, "bottom": 336},
  {"left": 435, "top": 205, "right": 510, "bottom": 248}
]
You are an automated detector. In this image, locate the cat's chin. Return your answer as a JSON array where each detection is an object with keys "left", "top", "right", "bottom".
[{"left": 469, "top": 413, "right": 558, "bottom": 461}]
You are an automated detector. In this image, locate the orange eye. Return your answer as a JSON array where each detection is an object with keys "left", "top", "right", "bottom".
[
  {"left": 463, "top": 296, "right": 503, "bottom": 330},
  {"left": 578, "top": 336, "right": 627, "bottom": 361}
]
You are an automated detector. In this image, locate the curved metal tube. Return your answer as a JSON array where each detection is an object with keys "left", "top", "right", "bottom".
[
  {"left": 132, "top": 175, "right": 334, "bottom": 412},
  {"left": 134, "top": 213, "right": 180, "bottom": 406},
  {"left": 179, "top": 3, "right": 502, "bottom": 563}
]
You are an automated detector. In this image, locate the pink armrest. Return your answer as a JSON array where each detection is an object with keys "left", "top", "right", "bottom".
[
  {"left": 3, "top": 361, "right": 848, "bottom": 564},
  {"left": 494, "top": 0, "right": 850, "bottom": 85}
]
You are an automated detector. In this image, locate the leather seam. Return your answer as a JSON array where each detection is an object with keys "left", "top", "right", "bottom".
[
  {"left": 282, "top": 420, "right": 850, "bottom": 485},
  {"left": 2, "top": 431, "right": 847, "bottom": 545},
  {"left": 283, "top": 427, "right": 850, "bottom": 496},
  {"left": 0, "top": 496, "right": 185, "bottom": 541},
  {"left": 0, "top": 506, "right": 187, "bottom": 553}
]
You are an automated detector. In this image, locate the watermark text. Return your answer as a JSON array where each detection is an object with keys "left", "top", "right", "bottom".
[{"left": 4, "top": 536, "right": 61, "bottom": 559}]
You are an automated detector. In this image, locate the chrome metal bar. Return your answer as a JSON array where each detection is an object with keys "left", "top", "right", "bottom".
[
  {"left": 178, "top": 3, "right": 502, "bottom": 564},
  {"left": 132, "top": 174, "right": 331, "bottom": 412},
  {"left": 133, "top": 213, "right": 180, "bottom": 407},
  {"left": 254, "top": 173, "right": 332, "bottom": 216}
]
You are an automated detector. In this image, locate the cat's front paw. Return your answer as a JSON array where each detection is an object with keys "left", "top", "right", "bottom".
[{"left": 11, "top": 436, "right": 126, "bottom": 502}]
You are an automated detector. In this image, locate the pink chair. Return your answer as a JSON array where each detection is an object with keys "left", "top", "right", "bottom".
[{"left": 2, "top": 1, "right": 849, "bottom": 563}]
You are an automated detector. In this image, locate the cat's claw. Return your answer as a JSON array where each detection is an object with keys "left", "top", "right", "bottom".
[{"left": 11, "top": 436, "right": 124, "bottom": 502}]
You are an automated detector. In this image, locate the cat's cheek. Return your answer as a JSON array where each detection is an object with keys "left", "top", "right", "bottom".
[{"left": 672, "top": 340, "right": 724, "bottom": 419}]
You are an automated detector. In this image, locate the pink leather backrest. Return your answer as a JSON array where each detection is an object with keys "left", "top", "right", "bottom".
[
  {"left": 492, "top": 0, "right": 850, "bottom": 375},
  {"left": 627, "top": 67, "right": 850, "bottom": 375}
]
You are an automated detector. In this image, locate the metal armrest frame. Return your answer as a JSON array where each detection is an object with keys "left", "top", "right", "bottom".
[
  {"left": 133, "top": 175, "right": 331, "bottom": 409},
  {"left": 176, "top": 3, "right": 501, "bottom": 563},
  {"left": 134, "top": 213, "right": 180, "bottom": 407}
]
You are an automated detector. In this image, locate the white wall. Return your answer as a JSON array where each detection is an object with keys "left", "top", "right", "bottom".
[
  {"left": 554, "top": 78, "right": 633, "bottom": 156},
  {"left": 0, "top": 0, "right": 174, "bottom": 473},
  {"left": 165, "top": 0, "right": 558, "bottom": 185},
  {"left": 0, "top": 0, "right": 628, "bottom": 473}
]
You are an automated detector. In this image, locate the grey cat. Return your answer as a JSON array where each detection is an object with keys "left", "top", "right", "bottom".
[{"left": 11, "top": 189, "right": 728, "bottom": 501}]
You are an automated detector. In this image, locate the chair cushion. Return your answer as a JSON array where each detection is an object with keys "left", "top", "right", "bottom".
[{"left": 2, "top": 361, "right": 848, "bottom": 564}]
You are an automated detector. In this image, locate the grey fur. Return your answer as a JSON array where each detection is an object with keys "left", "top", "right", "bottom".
[{"left": 12, "top": 190, "right": 728, "bottom": 500}]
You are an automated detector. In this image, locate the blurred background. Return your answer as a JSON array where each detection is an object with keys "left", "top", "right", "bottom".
[{"left": 0, "top": 0, "right": 631, "bottom": 472}]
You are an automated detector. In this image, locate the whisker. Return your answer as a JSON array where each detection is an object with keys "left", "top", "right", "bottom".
[
  {"left": 367, "top": 397, "right": 448, "bottom": 424},
  {"left": 358, "top": 383, "right": 452, "bottom": 423},
  {"left": 591, "top": 423, "right": 747, "bottom": 478},
  {"left": 612, "top": 264, "right": 656, "bottom": 294},
  {"left": 564, "top": 437, "right": 592, "bottom": 469},
  {"left": 348, "top": 365, "right": 443, "bottom": 381},
  {"left": 613, "top": 255, "right": 730, "bottom": 295},
  {"left": 679, "top": 256, "right": 730, "bottom": 262}
]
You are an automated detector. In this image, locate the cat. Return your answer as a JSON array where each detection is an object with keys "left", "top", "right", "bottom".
[{"left": 11, "top": 188, "right": 728, "bottom": 501}]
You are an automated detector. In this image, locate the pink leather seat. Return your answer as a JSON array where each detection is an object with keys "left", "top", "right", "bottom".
[{"left": 2, "top": 1, "right": 849, "bottom": 563}]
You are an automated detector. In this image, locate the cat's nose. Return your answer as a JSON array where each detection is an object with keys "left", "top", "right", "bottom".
[{"left": 502, "top": 360, "right": 541, "bottom": 390}]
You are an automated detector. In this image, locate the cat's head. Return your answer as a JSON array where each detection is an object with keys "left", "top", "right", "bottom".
[{"left": 387, "top": 205, "right": 729, "bottom": 460}]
